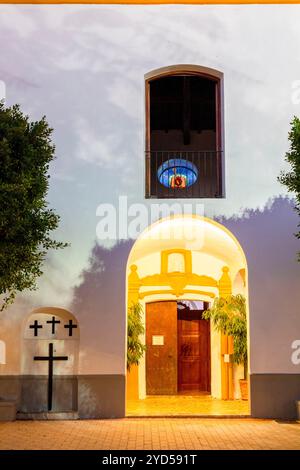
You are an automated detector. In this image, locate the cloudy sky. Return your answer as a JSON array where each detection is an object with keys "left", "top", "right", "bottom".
[{"left": 1, "top": 4, "right": 300, "bottom": 308}]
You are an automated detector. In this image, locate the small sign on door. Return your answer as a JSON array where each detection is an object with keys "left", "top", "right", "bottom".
[
  {"left": 152, "top": 335, "right": 164, "bottom": 346},
  {"left": 224, "top": 354, "right": 232, "bottom": 363}
]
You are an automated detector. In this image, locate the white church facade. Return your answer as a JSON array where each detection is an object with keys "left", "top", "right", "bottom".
[{"left": 0, "top": 4, "right": 300, "bottom": 420}]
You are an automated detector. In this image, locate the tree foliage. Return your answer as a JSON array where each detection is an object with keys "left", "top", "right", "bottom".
[
  {"left": 127, "top": 302, "right": 146, "bottom": 371},
  {"left": 0, "top": 102, "right": 68, "bottom": 310},
  {"left": 203, "top": 294, "right": 248, "bottom": 378},
  {"left": 278, "top": 116, "right": 300, "bottom": 260}
]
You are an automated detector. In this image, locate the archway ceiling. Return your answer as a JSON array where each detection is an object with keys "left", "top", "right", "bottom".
[{"left": 128, "top": 217, "right": 246, "bottom": 270}]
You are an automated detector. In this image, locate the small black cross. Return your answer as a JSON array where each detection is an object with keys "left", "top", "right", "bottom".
[
  {"left": 29, "top": 320, "right": 43, "bottom": 337},
  {"left": 46, "top": 316, "right": 61, "bottom": 334},
  {"left": 34, "top": 343, "right": 68, "bottom": 411},
  {"left": 64, "top": 319, "right": 78, "bottom": 337}
]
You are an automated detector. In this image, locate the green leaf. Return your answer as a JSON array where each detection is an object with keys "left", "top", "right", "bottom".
[
  {"left": 127, "top": 302, "right": 146, "bottom": 371},
  {"left": 278, "top": 116, "right": 300, "bottom": 260},
  {"left": 203, "top": 294, "right": 248, "bottom": 377},
  {"left": 0, "top": 102, "right": 69, "bottom": 310}
]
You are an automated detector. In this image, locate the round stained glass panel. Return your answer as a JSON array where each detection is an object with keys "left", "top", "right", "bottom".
[{"left": 157, "top": 158, "right": 198, "bottom": 189}]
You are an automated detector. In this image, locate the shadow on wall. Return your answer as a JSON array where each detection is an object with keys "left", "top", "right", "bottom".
[
  {"left": 71, "top": 196, "right": 299, "bottom": 374},
  {"left": 71, "top": 240, "right": 133, "bottom": 373},
  {"left": 219, "top": 196, "right": 300, "bottom": 373}
]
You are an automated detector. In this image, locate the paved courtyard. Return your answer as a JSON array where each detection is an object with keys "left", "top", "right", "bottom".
[{"left": 0, "top": 418, "right": 299, "bottom": 450}]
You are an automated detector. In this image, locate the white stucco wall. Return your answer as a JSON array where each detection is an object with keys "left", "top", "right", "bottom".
[{"left": 0, "top": 5, "right": 299, "bottom": 381}]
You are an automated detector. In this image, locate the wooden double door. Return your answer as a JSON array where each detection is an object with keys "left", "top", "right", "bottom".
[{"left": 146, "top": 301, "right": 210, "bottom": 395}]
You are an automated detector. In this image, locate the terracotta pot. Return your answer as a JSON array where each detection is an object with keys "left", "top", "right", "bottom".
[{"left": 239, "top": 379, "right": 248, "bottom": 400}]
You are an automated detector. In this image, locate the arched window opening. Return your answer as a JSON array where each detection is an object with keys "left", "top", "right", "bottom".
[{"left": 145, "top": 65, "right": 224, "bottom": 199}]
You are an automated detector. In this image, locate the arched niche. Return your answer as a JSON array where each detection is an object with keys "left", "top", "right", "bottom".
[{"left": 20, "top": 307, "right": 79, "bottom": 413}]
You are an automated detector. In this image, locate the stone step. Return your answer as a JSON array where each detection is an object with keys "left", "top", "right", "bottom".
[
  {"left": 127, "top": 414, "right": 251, "bottom": 419},
  {"left": 17, "top": 411, "right": 79, "bottom": 420}
]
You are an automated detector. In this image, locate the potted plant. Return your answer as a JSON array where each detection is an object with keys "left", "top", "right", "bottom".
[
  {"left": 127, "top": 302, "right": 146, "bottom": 371},
  {"left": 203, "top": 294, "right": 248, "bottom": 400}
]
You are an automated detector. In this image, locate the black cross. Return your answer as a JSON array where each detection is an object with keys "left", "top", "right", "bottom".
[
  {"left": 34, "top": 343, "right": 68, "bottom": 411},
  {"left": 46, "top": 316, "right": 61, "bottom": 334},
  {"left": 29, "top": 320, "right": 43, "bottom": 337},
  {"left": 64, "top": 319, "right": 77, "bottom": 337}
]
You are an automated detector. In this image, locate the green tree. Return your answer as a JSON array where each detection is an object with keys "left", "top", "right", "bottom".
[
  {"left": 127, "top": 302, "right": 146, "bottom": 371},
  {"left": 278, "top": 116, "right": 300, "bottom": 260},
  {"left": 203, "top": 294, "right": 248, "bottom": 379},
  {"left": 0, "top": 102, "right": 68, "bottom": 310}
]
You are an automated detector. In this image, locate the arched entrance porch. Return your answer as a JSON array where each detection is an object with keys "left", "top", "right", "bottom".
[{"left": 126, "top": 215, "right": 250, "bottom": 416}]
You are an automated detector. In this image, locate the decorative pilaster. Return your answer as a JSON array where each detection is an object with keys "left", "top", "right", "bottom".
[
  {"left": 127, "top": 264, "right": 142, "bottom": 400},
  {"left": 218, "top": 266, "right": 232, "bottom": 296},
  {"left": 218, "top": 266, "right": 234, "bottom": 400},
  {"left": 128, "top": 264, "right": 141, "bottom": 305}
]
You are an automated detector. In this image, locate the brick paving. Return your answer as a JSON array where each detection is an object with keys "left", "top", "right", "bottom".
[{"left": 0, "top": 418, "right": 299, "bottom": 450}]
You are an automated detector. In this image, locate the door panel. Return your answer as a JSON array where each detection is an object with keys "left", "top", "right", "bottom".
[
  {"left": 146, "top": 301, "right": 177, "bottom": 395},
  {"left": 178, "top": 309, "right": 210, "bottom": 392}
]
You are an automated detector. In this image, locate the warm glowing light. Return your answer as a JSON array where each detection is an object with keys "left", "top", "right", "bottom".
[{"left": 157, "top": 159, "right": 198, "bottom": 189}]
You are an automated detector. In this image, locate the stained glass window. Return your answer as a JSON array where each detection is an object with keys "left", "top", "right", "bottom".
[{"left": 157, "top": 158, "right": 198, "bottom": 189}]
